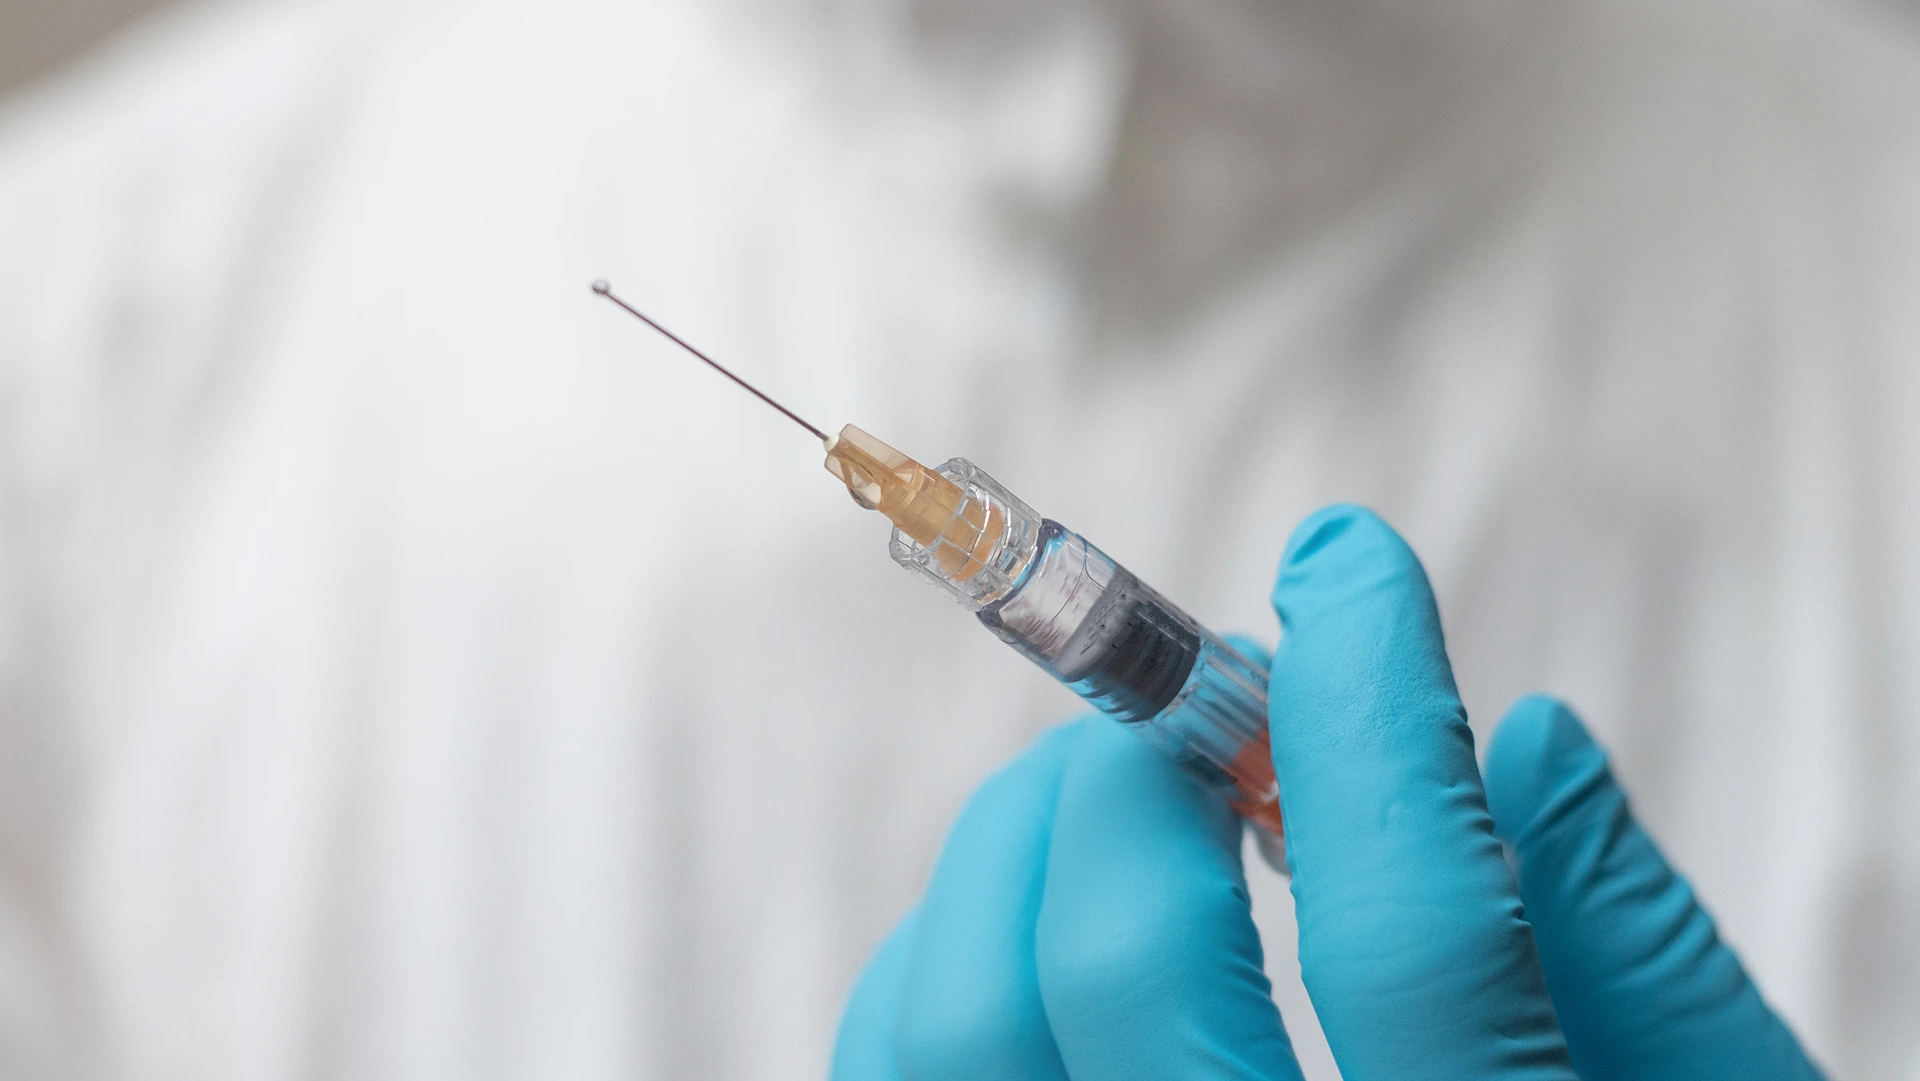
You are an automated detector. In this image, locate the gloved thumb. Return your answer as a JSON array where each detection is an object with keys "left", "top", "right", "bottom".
[{"left": 1484, "top": 696, "right": 1826, "bottom": 1081}]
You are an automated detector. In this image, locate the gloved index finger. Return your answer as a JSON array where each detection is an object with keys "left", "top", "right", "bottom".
[{"left": 1267, "top": 506, "right": 1576, "bottom": 1081}]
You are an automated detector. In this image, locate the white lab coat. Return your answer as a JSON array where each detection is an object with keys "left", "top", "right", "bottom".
[{"left": 0, "top": 0, "right": 1916, "bottom": 1077}]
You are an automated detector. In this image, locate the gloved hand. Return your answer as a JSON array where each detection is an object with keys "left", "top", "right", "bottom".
[{"left": 830, "top": 505, "right": 1826, "bottom": 1081}]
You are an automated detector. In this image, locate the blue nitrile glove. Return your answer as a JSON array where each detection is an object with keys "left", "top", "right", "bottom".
[
  {"left": 832, "top": 504, "right": 1825, "bottom": 1081},
  {"left": 1482, "top": 696, "right": 1825, "bottom": 1081},
  {"left": 831, "top": 713, "right": 1304, "bottom": 1081}
]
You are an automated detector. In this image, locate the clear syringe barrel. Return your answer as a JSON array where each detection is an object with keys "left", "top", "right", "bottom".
[{"left": 879, "top": 455, "right": 1285, "bottom": 861}]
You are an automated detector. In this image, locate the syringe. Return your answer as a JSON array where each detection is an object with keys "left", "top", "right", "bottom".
[{"left": 593, "top": 281, "right": 1285, "bottom": 862}]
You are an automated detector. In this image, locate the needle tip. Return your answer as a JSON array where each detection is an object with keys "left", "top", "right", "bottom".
[{"left": 590, "top": 278, "right": 612, "bottom": 296}]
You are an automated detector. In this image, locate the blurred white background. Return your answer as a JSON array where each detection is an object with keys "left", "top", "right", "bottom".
[{"left": 1, "top": 0, "right": 1918, "bottom": 1079}]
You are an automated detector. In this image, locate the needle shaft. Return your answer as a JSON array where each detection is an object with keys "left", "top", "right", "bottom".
[{"left": 592, "top": 279, "right": 827, "bottom": 441}]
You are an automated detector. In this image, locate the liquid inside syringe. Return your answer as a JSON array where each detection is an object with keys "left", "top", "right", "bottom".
[{"left": 594, "top": 281, "right": 1286, "bottom": 865}]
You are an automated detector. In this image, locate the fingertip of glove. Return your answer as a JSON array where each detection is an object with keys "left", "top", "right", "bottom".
[
  {"left": 1279, "top": 504, "right": 1403, "bottom": 568},
  {"left": 995, "top": 719, "right": 1087, "bottom": 782},
  {"left": 1029, "top": 718, "right": 1088, "bottom": 757},
  {"left": 946, "top": 721, "right": 1086, "bottom": 848},
  {"left": 1066, "top": 715, "right": 1239, "bottom": 834},
  {"left": 1272, "top": 505, "right": 1430, "bottom": 620},
  {"left": 1045, "top": 716, "right": 1244, "bottom": 887},
  {"left": 1484, "top": 695, "right": 1606, "bottom": 843}
]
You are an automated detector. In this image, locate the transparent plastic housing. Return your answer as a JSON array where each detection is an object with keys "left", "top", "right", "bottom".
[
  {"left": 886, "top": 458, "right": 1042, "bottom": 610},
  {"left": 886, "top": 459, "right": 1284, "bottom": 862}
]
